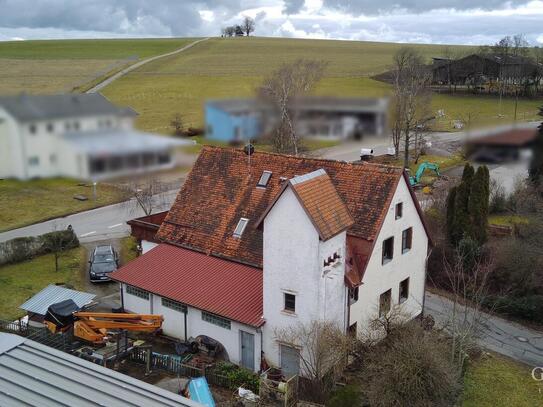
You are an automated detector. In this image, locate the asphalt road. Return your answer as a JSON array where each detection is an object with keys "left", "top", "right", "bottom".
[
  {"left": 86, "top": 37, "right": 210, "bottom": 94},
  {"left": 425, "top": 291, "right": 543, "bottom": 367},
  {"left": 0, "top": 190, "right": 178, "bottom": 244}
]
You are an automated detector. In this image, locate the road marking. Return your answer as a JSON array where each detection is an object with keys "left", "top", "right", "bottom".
[
  {"left": 79, "top": 231, "right": 96, "bottom": 237},
  {"left": 108, "top": 223, "right": 123, "bottom": 229}
]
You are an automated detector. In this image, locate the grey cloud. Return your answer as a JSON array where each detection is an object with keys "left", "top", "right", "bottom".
[
  {"left": 322, "top": 0, "right": 533, "bottom": 15},
  {"left": 283, "top": 0, "right": 304, "bottom": 14}
]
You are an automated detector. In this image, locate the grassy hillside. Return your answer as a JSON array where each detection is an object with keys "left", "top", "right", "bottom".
[
  {"left": 0, "top": 38, "right": 196, "bottom": 94},
  {"left": 102, "top": 37, "right": 541, "bottom": 134}
]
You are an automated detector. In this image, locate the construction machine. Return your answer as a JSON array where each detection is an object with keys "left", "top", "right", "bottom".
[
  {"left": 409, "top": 162, "right": 440, "bottom": 187},
  {"left": 45, "top": 299, "right": 163, "bottom": 344}
]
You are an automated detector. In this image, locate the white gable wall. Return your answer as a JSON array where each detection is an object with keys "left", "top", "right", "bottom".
[
  {"left": 349, "top": 176, "right": 428, "bottom": 334},
  {"left": 262, "top": 186, "right": 347, "bottom": 370}
]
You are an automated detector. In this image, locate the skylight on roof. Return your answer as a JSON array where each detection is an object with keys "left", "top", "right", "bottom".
[
  {"left": 257, "top": 171, "right": 272, "bottom": 188},
  {"left": 233, "top": 218, "right": 249, "bottom": 238}
]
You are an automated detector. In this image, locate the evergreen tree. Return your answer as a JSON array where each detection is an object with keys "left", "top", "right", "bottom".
[
  {"left": 529, "top": 110, "right": 543, "bottom": 185},
  {"left": 450, "top": 164, "right": 474, "bottom": 245},
  {"left": 468, "top": 166, "right": 489, "bottom": 244},
  {"left": 446, "top": 186, "right": 457, "bottom": 244}
]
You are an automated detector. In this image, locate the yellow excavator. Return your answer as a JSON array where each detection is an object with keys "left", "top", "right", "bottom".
[{"left": 45, "top": 300, "right": 163, "bottom": 344}]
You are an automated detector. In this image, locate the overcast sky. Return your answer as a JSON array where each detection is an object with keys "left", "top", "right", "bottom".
[{"left": 0, "top": 0, "right": 542, "bottom": 45}]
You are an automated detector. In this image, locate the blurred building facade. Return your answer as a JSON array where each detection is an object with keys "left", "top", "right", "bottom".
[
  {"left": 0, "top": 93, "right": 189, "bottom": 180},
  {"left": 205, "top": 97, "right": 388, "bottom": 143}
]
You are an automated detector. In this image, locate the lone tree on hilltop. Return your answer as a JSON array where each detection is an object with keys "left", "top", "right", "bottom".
[{"left": 242, "top": 16, "right": 255, "bottom": 36}]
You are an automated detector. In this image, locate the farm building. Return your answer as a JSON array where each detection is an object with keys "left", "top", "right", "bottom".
[
  {"left": 205, "top": 97, "right": 388, "bottom": 143},
  {"left": 0, "top": 93, "right": 192, "bottom": 180},
  {"left": 431, "top": 53, "right": 543, "bottom": 95},
  {"left": 111, "top": 146, "right": 430, "bottom": 377}
]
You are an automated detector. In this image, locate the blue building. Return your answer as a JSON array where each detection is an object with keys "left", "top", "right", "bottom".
[{"left": 205, "top": 99, "right": 263, "bottom": 143}]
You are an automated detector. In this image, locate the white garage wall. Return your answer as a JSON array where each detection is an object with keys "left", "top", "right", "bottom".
[{"left": 121, "top": 283, "right": 262, "bottom": 372}]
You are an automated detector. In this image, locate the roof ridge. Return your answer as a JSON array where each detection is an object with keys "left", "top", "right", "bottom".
[{"left": 200, "top": 145, "right": 403, "bottom": 173}]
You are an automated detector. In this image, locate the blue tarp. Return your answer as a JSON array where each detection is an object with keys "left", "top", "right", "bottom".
[{"left": 189, "top": 377, "right": 215, "bottom": 407}]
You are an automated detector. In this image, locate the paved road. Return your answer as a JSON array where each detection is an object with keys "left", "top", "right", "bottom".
[
  {"left": 317, "top": 121, "right": 540, "bottom": 162},
  {"left": 425, "top": 291, "right": 543, "bottom": 367},
  {"left": 86, "top": 37, "right": 210, "bottom": 93},
  {"left": 0, "top": 190, "right": 178, "bottom": 244}
]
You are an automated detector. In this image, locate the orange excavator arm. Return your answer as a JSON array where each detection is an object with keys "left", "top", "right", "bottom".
[{"left": 70, "top": 312, "right": 163, "bottom": 344}]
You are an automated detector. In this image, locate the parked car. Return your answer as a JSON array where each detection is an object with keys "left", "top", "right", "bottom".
[{"left": 89, "top": 245, "right": 118, "bottom": 282}]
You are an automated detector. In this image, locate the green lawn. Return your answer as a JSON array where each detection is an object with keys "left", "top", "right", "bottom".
[
  {"left": 0, "top": 247, "right": 86, "bottom": 320},
  {"left": 102, "top": 37, "right": 541, "bottom": 135},
  {"left": 462, "top": 354, "right": 543, "bottom": 407},
  {"left": 0, "top": 38, "right": 196, "bottom": 94},
  {"left": 0, "top": 178, "right": 128, "bottom": 232},
  {"left": 489, "top": 214, "right": 530, "bottom": 227}
]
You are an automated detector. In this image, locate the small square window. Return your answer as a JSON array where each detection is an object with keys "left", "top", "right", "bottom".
[
  {"left": 257, "top": 171, "right": 272, "bottom": 187},
  {"left": 29, "top": 124, "right": 36, "bottom": 134},
  {"left": 28, "top": 156, "right": 39, "bottom": 166},
  {"left": 382, "top": 237, "right": 394, "bottom": 264},
  {"left": 46, "top": 123, "right": 54, "bottom": 132},
  {"left": 399, "top": 278, "right": 409, "bottom": 303},
  {"left": 349, "top": 287, "right": 359, "bottom": 305},
  {"left": 284, "top": 293, "right": 296, "bottom": 313},
  {"left": 395, "top": 202, "right": 403, "bottom": 220},
  {"left": 233, "top": 218, "right": 249, "bottom": 238},
  {"left": 402, "top": 228, "right": 413, "bottom": 253},
  {"left": 379, "top": 289, "right": 391, "bottom": 318}
]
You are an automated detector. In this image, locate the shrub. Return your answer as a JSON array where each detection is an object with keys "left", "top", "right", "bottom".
[
  {"left": 483, "top": 295, "right": 543, "bottom": 324},
  {"left": 213, "top": 362, "right": 259, "bottom": 393},
  {"left": 328, "top": 385, "right": 362, "bottom": 407}
]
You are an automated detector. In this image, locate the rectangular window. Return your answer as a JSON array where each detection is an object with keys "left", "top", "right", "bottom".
[
  {"left": 202, "top": 311, "right": 231, "bottom": 329},
  {"left": 162, "top": 297, "right": 187, "bottom": 313},
  {"left": 382, "top": 237, "right": 394, "bottom": 264},
  {"left": 284, "top": 293, "right": 296, "bottom": 313},
  {"left": 395, "top": 202, "right": 403, "bottom": 219},
  {"left": 126, "top": 285, "right": 149, "bottom": 300},
  {"left": 28, "top": 156, "right": 39, "bottom": 166},
  {"left": 46, "top": 123, "right": 54, "bottom": 132},
  {"left": 29, "top": 124, "right": 36, "bottom": 134},
  {"left": 399, "top": 278, "right": 409, "bottom": 303},
  {"left": 233, "top": 218, "right": 249, "bottom": 238},
  {"left": 257, "top": 171, "right": 272, "bottom": 187},
  {"left": 379, "top": 289, "right": 392, "bottom": 318},
  {"left": 402, "top": 228, "right": 413, "bottom": 253}
]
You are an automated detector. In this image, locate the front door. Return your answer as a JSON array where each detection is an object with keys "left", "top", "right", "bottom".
[{"left": 240, "top": 331, "right": 255, "bottom": 370}]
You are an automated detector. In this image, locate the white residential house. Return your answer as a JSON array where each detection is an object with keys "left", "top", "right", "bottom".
[
  {"left": 111, "top": 146, "right": 430, "bottom": 376},
  {"left": 0, "top": 93, "right": 191, "bottom": 180}
]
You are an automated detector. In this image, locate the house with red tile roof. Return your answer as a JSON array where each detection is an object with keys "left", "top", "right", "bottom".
[{"left": 110, "top": 146, "right": 430, "bottom": 376}]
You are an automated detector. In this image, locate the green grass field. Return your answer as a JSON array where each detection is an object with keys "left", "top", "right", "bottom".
[
  {"left": 0, "top": 178, "right": 128, "bottom": 232},
  {"left": 0, "top": 247, "right": 85, "bottom": 320},
  {"left": 462, "top": 354, "right": 543, "bottom": 406},
  {"left": 0, "top": 38, "right": 196, "bottom": 94},
  {"left": 102, "top": 37, "right": 542, "bottom": 134}
]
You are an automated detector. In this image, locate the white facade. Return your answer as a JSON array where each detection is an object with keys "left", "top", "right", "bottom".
[
  {"left": 121, "top": 283, "right": 262, "bottom": 371},
  {"left": 348, "top": 177, "right": 428, "bottom": 334},
  {"left": 261, "top": 186, "right": 348, "bottom": 374}
]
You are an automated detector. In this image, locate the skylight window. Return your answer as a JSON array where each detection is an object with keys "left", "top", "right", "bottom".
[
  {"left": 257, "top": 171, "right": 272, "bottom": 188},
  {"left": 233, "top": 218, "right": 249, "bottom": 238}
]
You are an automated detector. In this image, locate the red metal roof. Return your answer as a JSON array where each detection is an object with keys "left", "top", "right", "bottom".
[{"left": 110, "top": 244, "right": 264, "bottom": 327}]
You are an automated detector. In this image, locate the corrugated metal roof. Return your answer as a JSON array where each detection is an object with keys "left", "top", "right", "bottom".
[
  {"left": 19, "top": 285, "right": 96, "bottom": 315},
  {"left": 110, "top": 244, "right": 264, "bottom": 327},
  {"left": 0, "top": 332, "right": 201, "bottom": 407}
]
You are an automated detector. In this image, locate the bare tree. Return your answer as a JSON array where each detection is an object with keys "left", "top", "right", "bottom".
[
  {"left": 170, "top": 113, "right": 185, "bottom": 137},
  {"left": 242, "top": 16, "right": 255, "bottom": 36},
  {"left": 259, "top": 59, "right": 327, "bottom": 155},
  {"left": 42, "top": 225, "right": 79, "bottom": 272},
  {"left": 224, "top": 26, "right": 235, "bottom": 37},
  {"left": 274, "top": 321, "right": 354, "bottom": 402},
  {"left": 124, "top": 177, "right": 169, "bottom": 217},
  {"left": 390, "top": 48, "right": 432, "bottom": 167}
]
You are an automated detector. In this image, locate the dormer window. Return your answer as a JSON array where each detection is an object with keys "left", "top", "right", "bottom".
[
  {"left": 257, "top": 171, "right": 272, "bottom": 188},
  {"left": 233, "top": 218, "right": 249, "bottom": 238}
]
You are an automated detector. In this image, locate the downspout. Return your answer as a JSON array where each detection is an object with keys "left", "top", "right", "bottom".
[
  {"left": 120, "top": 283, "right": 124, "bottom": 310},
  {"left": 184, "top": 309, "right": 188, "bottom": 343}
]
